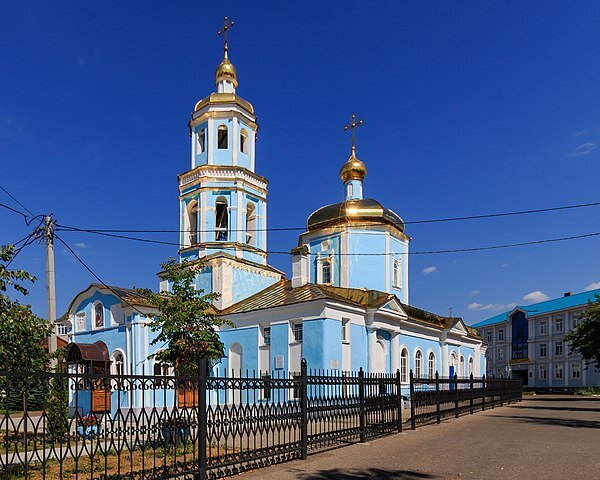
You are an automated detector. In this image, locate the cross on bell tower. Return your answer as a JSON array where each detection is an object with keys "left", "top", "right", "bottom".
[
  {"left": 217, "top": 16, "right": 235, "bottom": 55},
  {"left": 340, "top": 114, "right": 367, "bottom": 201},
  {"left": 343, "top": 113, "right": 364, "bottom": 156}
]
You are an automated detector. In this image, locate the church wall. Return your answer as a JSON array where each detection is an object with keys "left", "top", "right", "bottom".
[
  {"left": 303, "top": 318, "right": 343, "bottom": 371},
  {"left": 308, "top": 234, "right": 342, "bottom": 284},
  {"left": 350, "top": 324, "right": 368, "bottom": 371},
  {"left": 269, "top": 322, "right": 290, "bottom": 374},
  {"left": 388, "top": 236, "right": 409, "bottom": 303},
  {"left": 192, "top": 122, "right": 208, "bottom": 167},
  {"left": 219, "top": 326, "right": 259, "bottom": 375},
  {"left": 194, "top": 267, "right": 213, "bottom": 294},
  {"left": 231, "top": 268, "right": 279, "bottom": 304},
  {"left": 347, "top": 231, "right": 386, "bottom": 291},
  {"left": 211, "top": 118, "right": 234, "bottom": 166}
]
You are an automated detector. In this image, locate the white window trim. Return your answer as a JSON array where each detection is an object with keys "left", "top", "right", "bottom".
[
  {"left": 92, "top": 301, "right": 105, "bottom": 330},
  {"left": 317, "top": 252, "right": 334, "bottom": 285},
  {"left": 414, "top": 349, "right": 423, "bottom": 378},
  {"left": 260, "top": 324, "right": 271, "bottom": 348},
  {"left": 392, "top": 258, "right": 402, "bottom": 289},
  {"left": 341, "top": 318, "right": 351, "bottom": 344},
  {"left": 289, "top": 320, "right": 303, "bottom": 344}
]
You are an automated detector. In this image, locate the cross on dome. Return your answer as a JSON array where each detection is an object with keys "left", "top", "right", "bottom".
[
  {"left": 215, "top": 16, "right": 238, "bottom": 90},
  {"left": 343, "top": 113, "right": 364, "bottom": 155},
  {"left": 217, "top": 16, "right": 235, "bottom": 54}
]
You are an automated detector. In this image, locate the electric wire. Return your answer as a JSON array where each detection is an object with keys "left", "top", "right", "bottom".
[
  {"left": 54, "top": 233, "right": 149, "bottom": 316},
  {"left": 55, "top": 223, "right": 600, "bottom": 256},
  {"left": 54, "top": 199, "right": 600, "bottom": 234},
  {"left": 0, "top": 185, "right": 36, "bottom": 217}
]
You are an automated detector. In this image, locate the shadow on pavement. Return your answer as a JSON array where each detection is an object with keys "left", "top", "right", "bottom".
[
  {"left": 505, "top": 414, "right": 600, "bottom": 429},
  {"left": 523, "top": 396, "right": 600, "bottom": 402},
  {"left": 517, "top": 405, "right": 600, "bottom": 413},
  {"left": 298, "top": 468, "right": 438, "bottom": 479}
]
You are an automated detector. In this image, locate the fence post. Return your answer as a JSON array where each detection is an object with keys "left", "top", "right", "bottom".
[
  {"left": 469, "top": 373, "right": 474, "bottom": 415},
  {"left": 491, "top": 375, "right": 495, "bottom": 409},
  {"left": 481, "top": 374, "right": 486, "bottom": 411},
  {"left": 300, "top": 358, "right": 308, "bottom": 460},
  {"left": 358, "top": 367, "right": 366, "bottom": 442},
  {"left": 197, "top": 355, "right": 208, "bottom": 480},
  {"left": 454, "top": 374, "right": 459, "bottom": 418},
  {"left": 409, "top": 369, "right": 416, "bottom": 430},
  {"left": 435, "top": 371, "right": 440, "bottom": 424},
  {"left": 500, "top": 374, "right": 504, "bottom": 407},
  {"left": 395, "top": 369, "right": 402, "bottom": 433}
]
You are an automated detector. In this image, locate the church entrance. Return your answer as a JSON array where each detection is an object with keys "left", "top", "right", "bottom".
[{"left": 512, "top": 369, "right": 528, "bottom": 386}]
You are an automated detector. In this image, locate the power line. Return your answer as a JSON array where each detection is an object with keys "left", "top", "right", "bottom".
[
  {"left": 56, "top": 223, "right": 600, "bottom": 256},
  {"left": 0, "top": 185, "right": 36, "bottom": 217},
  {"left": 5, "top": 220, "right": 44, "bottom": 268},
  {"left": 54, "top": 233, "right": 149, "bottom": 316},
  {"left": 54, "top": 199, "right": 600, "bottom": 234}
]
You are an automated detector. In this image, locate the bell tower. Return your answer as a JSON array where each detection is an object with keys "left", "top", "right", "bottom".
[{"left": 177, "top": 17, "right": 282, "bottom": 309}]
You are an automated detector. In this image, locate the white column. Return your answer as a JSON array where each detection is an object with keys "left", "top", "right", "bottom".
[
  {"left": 207, "top": 118, "right": 214, "bottom": 165},
  {"left": 440, "top": 342, "right": 449, "bottom": 377},
  {"left": 232, "top": 117, "right": 239, "bottom": 166},
  {"left": 340, "top": 230, "right": 349, "bottom": 287},
  {"left": 390, "top": 332, "right": 400, "bottom": 373},
  {"left": 237, "top": 190, "right": 243, "bottom": 244},
  {"left": 367, "top": 327, "right": 378, "bottom": 373},
  {"left": 200, "top": 191, "right": 207, "bottom": 244},
  {"left": 250, "top": 128, "right": 256, "bottom": 171}
]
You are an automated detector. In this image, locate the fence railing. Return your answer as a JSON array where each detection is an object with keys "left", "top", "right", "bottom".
[{"left": 0, "top": 360, "right": 521, "bottom": 479}]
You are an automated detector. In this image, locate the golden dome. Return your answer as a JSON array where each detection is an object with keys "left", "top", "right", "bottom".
[
  {"left": 307, "top": 198, "right": 405, "bottom": 233},
  {"left": 215, "top": 52, "right": 238, "bottom": 88},
  {"left": 340, "top": 150, "right": 367, "bottom": 183}
]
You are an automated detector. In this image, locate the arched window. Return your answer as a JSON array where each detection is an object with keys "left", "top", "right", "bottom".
[
  {"left": 428, "top": 352, "right": 435, "bottom": 378},
  {"left": 415, "top": 350, "right": 423, "bottom": 378},
  {"left": 393, "top": 259, "right": 402, "bottom": 288},
  {"left": 347, "top": 183, "right": 353, "bottom": 198},
  {"left": 245, "top": 202, "right": 256, "bottom": 245},
  {"left": 322, "top": 261, "right": 331, "bottom": 284},
  {"left": 400, "top": 348, "right": 409, "bottom": 383},
  {"left": 112, "top": 351, "right": 125, "bottom": 376},
  {"left": 240, "top": 128, "right": 248, "bottom": 154},
  {"left": 94, "top": 302, "right": 104, "bottom": 329},
  {"left": 217, "top": 124, "right": 228, "bottom": 149},
  {"left": 186, "top": 200, "right": 198, "bottom": 246},
  {"left": 215, "top": 196, "right": 228, "bottom": 241},
  {"left": 460, "top": 355, "right": 465, "bottom": 378},
  {"left": 450, "top": 352, "right": 457, "bottom": 377},
  {"left": 197, "top": 128, "right": 206, "bottom": 154},
  {"left": 468, "top": 357, "right": 474, "bottom": 377}
]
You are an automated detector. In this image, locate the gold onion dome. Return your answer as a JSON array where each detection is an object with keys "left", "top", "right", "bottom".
[
  {"left": 215, "top": 51, "right": 238, "bottom": 88},
  {"left": 340, "top": 149, "right": 367, "bottom": 183},
  {"left": 307, "top": 198, "right": 405, "bottom": 233}
]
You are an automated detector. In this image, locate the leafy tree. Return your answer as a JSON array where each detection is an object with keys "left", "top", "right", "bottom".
[
  {"left": 565, "top": 294, "right": 600, "bottom": 370},
  {"left": 136, "top": 258, "right": 233, "bottom": 374},
  {"left": 0, "top": 244, "right": 52, "bottom": 371}
]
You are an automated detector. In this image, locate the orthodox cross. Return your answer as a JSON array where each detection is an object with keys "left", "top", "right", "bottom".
[
  {"left": 449, "top": 307, "right": 454, "bottom": 319},
  {"left": 344, "top": 114, "right": 364, "bottom": 153},
  {"left": 218, "top": 16, "right": 235, "bottom": 52}
]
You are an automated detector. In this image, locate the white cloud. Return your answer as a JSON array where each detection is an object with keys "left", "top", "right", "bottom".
[
  {"left": 570, "top": 142, "right": 596, "bottom": 157},
  {"left": 469, "top": 290, "right": 481, "bottom": 296},
  {"left": 575, "top": 129, "right": 589, "bottom": 137},
  {"left": 522, "top": 291, "right": 549, "bottom": 304},
  {"left": 74, "top": 242, "right": 87, "bottom": 249},
  {"left": 584, "top": 282, "right": 600, "bottom": 292},
  {"left": 467, "top": 302, "right": 517, "bottom": 312},
  {"left": 422, "top": 266, "right": 437, "bottom": 275},
  {"left": 500, "top": 263, "right": 510, "bottom": 268}
]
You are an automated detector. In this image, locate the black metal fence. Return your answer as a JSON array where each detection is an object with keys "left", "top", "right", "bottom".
[
  {"left": 410, "top": 371, "right": 522, "bottom": 428},
  {"left": 0, "top": 360, "right": 520, "bottom": 479}
]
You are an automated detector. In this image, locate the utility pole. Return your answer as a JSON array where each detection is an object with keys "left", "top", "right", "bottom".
[{"left": 45, "top": 215, "right": 57, "bottom": 364}]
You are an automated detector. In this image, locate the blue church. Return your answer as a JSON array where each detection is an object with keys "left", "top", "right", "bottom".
[{"left": 59, "top": 33, "right": 486, "bottom": 413}]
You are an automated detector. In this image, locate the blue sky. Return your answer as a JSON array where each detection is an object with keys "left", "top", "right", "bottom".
[{"left": 2, "top": 1, "right": 600, "bottom": 325}]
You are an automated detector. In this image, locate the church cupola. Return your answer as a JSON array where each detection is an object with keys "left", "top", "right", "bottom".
[
  {"left": 215, "top": 17, "right": 238, "bottom": 93},
  {"left": 340, "top": 115, "right": 366, "bottom": 200}
]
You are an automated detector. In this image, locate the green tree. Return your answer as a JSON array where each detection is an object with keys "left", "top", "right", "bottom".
[
  {"left": 565, "top": 294, "right": 600, "bottom": 370},
  {"left": 136, "top": 258, "right": 233, "bottom": 374},
  {"left": 0, "top": 244, "right": 52, "bottom": 371}
]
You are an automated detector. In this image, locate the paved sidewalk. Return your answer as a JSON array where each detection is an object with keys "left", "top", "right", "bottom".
[{"left": 238, "top": 395, "right": 600, "bottom": 480}]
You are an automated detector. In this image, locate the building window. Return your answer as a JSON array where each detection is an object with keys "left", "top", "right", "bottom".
[
  {"left": 292, "top": 322, "right": 303, "bottom": 343},
  {"left": 468, "top": 357, "right": 474, "bottom": 376},
  {"left": 341, "top": 318, "right": 350, "bottom": 344},
  {"left": 322, "top": 260, "right": 332, "bottom": 284},
  {"left": 112, "top": 351, "right": 125, "bottom": 376},
  {"left": 555, "top": 317, "right": 563, "bottom": 333},
  {"left": 262, "top": 326, "right": 271, "bottom": 347},
  {"left": 572, "top": 314, "right": 582, "bottom": 329},
  {"left": 240, "top": 128, "right": 248, "bottom": 154},
  {"left": 393, "top": 259, "right": 402, "bottom": 288},
  {"left": 186, "top": 200, "right": 199, "bottom": 246},
  {"left": 497, "top": 348, "right": 504, "bottom": 361},
  {"left": 415, "top": 350, "right": 423, "bottom": 378},
  {"left": 511, "top": 311, "right": 528, "bottom": 360},
  {"left": 555, "top": 364, "right": 563, "bottom": 380},
  {"left": 197, "top": 128, "right": 206, "bottom": 154},
  {"left": 539, "top": 320, "right": 547, "bottom": 335},
  {"left": 217, "top": 124, "right": 228, "bottom": 149},
  {"left": 94, "top": 302, "right": 104, "bottom": 329},
  {"left": 400, "top": 348, "right": 409, "bottom": 383},
  {"left": 498, "top": 329, "right": 504, "bottom": 341},
  {"left": 539, "top": 343, "right": 547, "bottom": 358},
  {"left": 555, "top": 341, "right": 563, "bottom": 356},
  {"left": 347, "top": 183, "right": 353, "bottom": 198},
  {"left": 56, "top": 324, "right": 69, "bottom": 336},
  {"left": 571, "top": 363, "right": 581, "bottom": 379},
  {"left": 486, "top": 330, "right": 492, "bottom": 343},
  {"left": 215, "top": 196, "right": 228, "bottom": 241},
  {"left": 428, "top": 352, "right": 435, "bottom": 378},
  {"left": 539, "top": 364, "right": 547, "bottom": 380},
  {"left": 459, "top": 356, "right": 465, "bottom": 377},
  {"left": 245, "top": 202, "right": 256, "bottom": 245}
]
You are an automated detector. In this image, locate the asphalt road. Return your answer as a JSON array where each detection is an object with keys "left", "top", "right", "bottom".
[{"left": 237, "top": 395, "right": 600, "bottom": 480}]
